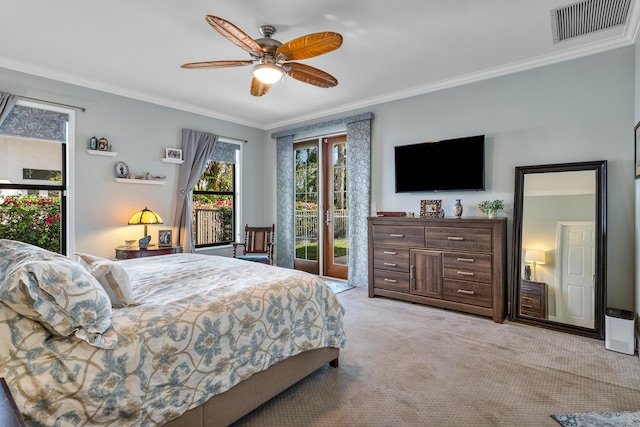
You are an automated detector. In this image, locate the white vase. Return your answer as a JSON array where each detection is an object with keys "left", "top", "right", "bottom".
[{"left": 487, "top": 211, "right": 497, "bottom": 218}]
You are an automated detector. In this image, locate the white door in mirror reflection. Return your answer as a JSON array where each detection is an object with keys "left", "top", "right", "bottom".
[{"left": 558, "top": 223, "right": 595, "bottom": 328}]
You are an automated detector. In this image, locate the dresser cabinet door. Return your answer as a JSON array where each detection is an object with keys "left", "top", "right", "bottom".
[{"left": 410, "top": 249, "right": 443, "bottom": 298}]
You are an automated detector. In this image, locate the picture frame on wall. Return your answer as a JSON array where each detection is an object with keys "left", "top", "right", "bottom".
[
  {"left": 158, "top": 229, "right": 172, "bottom": 247},
  {"left": 166, "top": 148, "right": 182, "bottom": 161},
  {"left": 635, "top": 121, "right": 640, "bottom": 178}
]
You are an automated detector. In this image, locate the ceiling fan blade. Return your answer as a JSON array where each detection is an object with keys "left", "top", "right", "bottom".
[
  {"left": 181, "top": 60, "right": 253, "bottom": 69},
  {"left": 276, "top": 32, "right": 343, "bottom": 60},
  {"left": 206, "top": 15, "right": 263, "bottom": 55},
  {"left": 285, "top": 62, "right": 338, "bottom": 88},
  {"left": 250, "top": 78, "right": 272, "bottom": 97}
]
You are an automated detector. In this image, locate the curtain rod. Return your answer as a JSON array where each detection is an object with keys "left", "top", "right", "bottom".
[{"left": 19, "top": 96, "right": 86, "bottom": 112}]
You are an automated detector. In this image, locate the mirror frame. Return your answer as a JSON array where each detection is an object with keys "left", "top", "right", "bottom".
[{"left": 510, "top": 160, "right": 607, "bottom": 339}]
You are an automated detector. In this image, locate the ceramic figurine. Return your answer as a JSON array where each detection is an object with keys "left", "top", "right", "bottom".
[
  {"left": 90, "top": 136, "right": 98, "bottom": 150},
  {"left": 139, "top": 235, "right": 151, "bottom": 249}
]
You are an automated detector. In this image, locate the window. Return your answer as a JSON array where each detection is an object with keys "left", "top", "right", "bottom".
[
  {"left": 0, "top": 102, "right": 71, "bottom": 254},
  {"left": 192, "top": 159, "right": 236, "bottom": 247}
]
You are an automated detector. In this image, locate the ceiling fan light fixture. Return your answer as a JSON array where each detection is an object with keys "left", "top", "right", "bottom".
[{"left": 253, "top": 64, "right": 284, "bottom": 84}]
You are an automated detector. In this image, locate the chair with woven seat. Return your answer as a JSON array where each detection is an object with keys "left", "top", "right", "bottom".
[{"left": 232, "top": 224, "right": 275, "bottom": 265}]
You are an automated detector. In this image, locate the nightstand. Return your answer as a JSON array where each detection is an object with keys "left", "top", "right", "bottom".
[
  {"left": 115, "top": 245, "right": 183, "bottom": 260},
  {"left": 0, "top": 378, "right": 26, "bottom": 427},
  {"left": 520, "top": 279, "right": 547, "bottom": 319}
]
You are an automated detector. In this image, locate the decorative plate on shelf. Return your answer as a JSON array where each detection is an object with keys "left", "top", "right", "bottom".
[{"left": 115, "top": 161, "right": 129, "bottom": 178}]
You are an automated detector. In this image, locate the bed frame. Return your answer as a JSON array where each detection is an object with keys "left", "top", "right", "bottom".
[{"left": 163, "top": 347, "right": 339, "bottom": 427}]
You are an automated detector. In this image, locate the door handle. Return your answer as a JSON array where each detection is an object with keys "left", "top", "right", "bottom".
[{"left": 325, "top": 210, "right": 331, "bottom": 226}]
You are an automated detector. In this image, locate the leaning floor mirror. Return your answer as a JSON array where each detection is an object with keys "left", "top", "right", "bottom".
[{"left": 510, "top": 160, "right": 606, "bottom": 339}]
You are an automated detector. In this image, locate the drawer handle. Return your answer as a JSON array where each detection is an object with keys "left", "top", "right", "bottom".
[
  {"left": 522, "top": 287, "right": 533, "bottom": 291},
  {"left": 456, "top": 257, "right": 474, "bottom": 262},
  {"left": 521, "top": 296, "right": 533, "bottom": 301},
  {"left": 389, "top": 234, "right": 404, "bottom": 238},
  {"left": 448, "top": 236, "right": 464, "bottom": 241},
  {"left": 522, "top": 304, "right": 533, "bottom": 309},
  {"left": 383, "top": 251, "right": 397, "bottom": 255},
  {"left": 384, "top": 278, "right": 398, "bottom": 283},
  {"left": 457, "top": 289, "right": 475, "bottom": 295},
  {"left": 457, "top": 271, "right": 474, "bottom": 276},
  {"left": 383, "top": 262, "right": 397, "bottom": 267}
]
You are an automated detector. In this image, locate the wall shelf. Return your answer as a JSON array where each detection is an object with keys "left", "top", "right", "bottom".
[
  {"left": 115, "top": 178, "right": 166, "bottom": 185},
  {"left": 87, "top": 149, "right": 117, "bottom": 157},
  {"left": 161, "top": 157, "right": 184, "bottom": 164}
]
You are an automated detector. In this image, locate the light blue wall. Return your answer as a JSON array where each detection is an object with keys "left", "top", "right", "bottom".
[
  {"left": 0, "top": 66, "right": 269, "bottom": 259},
  {"left": 268, "top": 46, "right": 635, "bottom": 310},
  {"left": 1, "top": 45, "right": 635, "bottom": 310}
]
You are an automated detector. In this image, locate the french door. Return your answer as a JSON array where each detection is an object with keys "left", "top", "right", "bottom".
[{"left": 293, "top": 134, "right": 348, "bottom": 279}]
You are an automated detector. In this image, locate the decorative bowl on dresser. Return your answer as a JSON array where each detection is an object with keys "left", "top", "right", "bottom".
[{"left": 368, "top": 216, "right": 507, "bottom": 323}]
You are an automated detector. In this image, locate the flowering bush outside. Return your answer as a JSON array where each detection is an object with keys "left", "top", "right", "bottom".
[
  {"left": 295, "top": 201, "right": 318, "bottom": 211},
  {"left": 0, "top": 195, "right": 61, "bottom": 253}
]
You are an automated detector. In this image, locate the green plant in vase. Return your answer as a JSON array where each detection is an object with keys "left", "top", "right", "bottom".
[{"left": 478, "top": 199, "right": 504, "bottom": 218}]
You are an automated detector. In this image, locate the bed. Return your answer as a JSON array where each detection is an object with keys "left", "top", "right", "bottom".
[{"left": 0, "top": 240, "right": 346, "bottom": 426}]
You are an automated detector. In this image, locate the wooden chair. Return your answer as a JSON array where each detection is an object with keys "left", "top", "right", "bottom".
[{"left": 232, "top": 224, "right": 275, "bottom": 265}]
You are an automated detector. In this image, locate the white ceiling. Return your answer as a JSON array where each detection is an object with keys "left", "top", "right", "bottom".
[{"left": 1, "top": 1, "right": 639, "bottom": 130}]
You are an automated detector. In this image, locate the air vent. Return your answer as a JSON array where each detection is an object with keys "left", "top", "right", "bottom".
[{"left": 551, "top": 0, "right": 631, "bottom": 43}]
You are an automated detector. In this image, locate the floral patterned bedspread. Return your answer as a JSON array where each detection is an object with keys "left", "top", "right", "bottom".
[{"left": 0, "top": 253, "right": 346, "bottom": 426}]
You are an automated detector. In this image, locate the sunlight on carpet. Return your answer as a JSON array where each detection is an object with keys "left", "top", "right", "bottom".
[
  {"left": 552, "top": 410, "right": 640, "bottom": 426},
  {"left": 321, "top": 278, "right": 354, "bottom": 295}
]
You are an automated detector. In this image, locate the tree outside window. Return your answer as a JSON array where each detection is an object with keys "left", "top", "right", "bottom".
[{"left": 193, "top": 160, "right": 235, "bottom": 247}]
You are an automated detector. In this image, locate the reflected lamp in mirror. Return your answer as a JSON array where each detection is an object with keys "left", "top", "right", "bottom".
[
  {"left": 524, "top": 249, "right": 545, "bottom": 281},
  {"left": 128, "top": 207, "right": 163, "bottom": 239}
]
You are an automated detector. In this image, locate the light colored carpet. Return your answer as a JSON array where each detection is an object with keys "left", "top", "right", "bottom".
[
  {"left": 232, "top": 288, "right": 640, "bottom": 427},
  {"left": 322, "top": 277, "right": 354, "bottom": 295}
]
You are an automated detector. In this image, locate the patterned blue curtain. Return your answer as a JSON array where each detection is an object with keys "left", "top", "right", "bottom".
[
  {"left": 273, "top": 112, "right": 373, "bottom": 288},
  {"left": 0, "top": 104, "right": 68, "bottom": 142},
  {"left": 0, "top": 92, "right": 18, "bottom": 127},
  {"left": 275, "top": 135, "right": 294, "bottom": 268},
  {"left": 211, "top": 141, "right": 240, "bottom": 164}
]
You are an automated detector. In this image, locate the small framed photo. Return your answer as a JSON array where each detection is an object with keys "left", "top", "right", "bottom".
[
  {"left": 420, "top": 200, "right": 442, "bottom": 218},
  {"left": 635, "top": 122, "right": 640, "bottom": 178},
  {"left": 158, "top": 229, "right": 173, "bottom": 247},
  {"left": 98, "top": 138, "right": 109, "bottom": 151},
  {"left": 166, "top": 148, "right": 182, "bottom": 161}
]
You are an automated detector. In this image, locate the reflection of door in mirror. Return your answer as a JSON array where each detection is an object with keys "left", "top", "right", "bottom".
[{"left": 511, "top": 161, "right": 606, "bottom": 339}]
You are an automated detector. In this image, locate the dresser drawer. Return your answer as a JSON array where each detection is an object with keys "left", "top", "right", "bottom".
[
  {"left": 373, "top": 247, "right": 410, "bottom": 272},
  {"left": 443, "top": 279, "right": 492, "bottom": 308},
  {"left": 520, "top": 295, "right": 542, "bottom": 312},
  {"left": 373, "top": 269, "right": 410, "bottom": 293},
  {"left": 426, "top": 227, "right": 492, "bottom": 253},
  {"left": 373, "top": 225, "right": 425, "bottom": 247},
  {"left": 442, "top": 252, "right": 492, "bottom": 283}
]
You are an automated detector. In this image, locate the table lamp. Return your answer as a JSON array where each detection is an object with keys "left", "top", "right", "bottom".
[
  {"left": 524, "top": 248, "right": 545, "bottom": 281},
  {"left": 128, "top": 207, "right": 163, "bottom": 246}
]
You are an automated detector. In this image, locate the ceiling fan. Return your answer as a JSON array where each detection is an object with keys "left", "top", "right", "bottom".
[{"left": 181, "top": 16, "right": 343, "bottom": 97}]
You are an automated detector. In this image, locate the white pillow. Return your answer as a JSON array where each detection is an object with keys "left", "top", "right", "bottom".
[
  {"left": 75, "top": 252, "right": 135, "bottom": 308},
  {"left": 0, "top": 256, "right": 117, "bottom": 349}
]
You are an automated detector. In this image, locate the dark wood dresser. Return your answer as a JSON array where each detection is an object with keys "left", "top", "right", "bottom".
[
  {"left": 520, "top": 280, "right": 547, "bottom": 319},
  {"left": 115, "top": 245, "right": 183, "bottom": 260},
  {"left": 368, "top": 216, "right": 507, "bottom": 323}
]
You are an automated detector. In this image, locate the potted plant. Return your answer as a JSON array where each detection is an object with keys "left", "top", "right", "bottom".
[{"left": 478, "top": 200, "right": 504, "bottom": 218}]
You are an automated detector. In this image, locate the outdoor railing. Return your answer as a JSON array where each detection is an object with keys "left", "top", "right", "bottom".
[
  {"left": 295, "top": 209, "right": 348, "bottom": 244},
  {"left": 193, "top": 208, "right": 231, "bottom": 245}
]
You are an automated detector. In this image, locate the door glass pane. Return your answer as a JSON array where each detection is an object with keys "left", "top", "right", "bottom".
[
  {"left": 295, "top": 146, "right": 319, "bottom": 261},
  {"left": 332, "top": 142, "right": 348, "bottom": 266}
]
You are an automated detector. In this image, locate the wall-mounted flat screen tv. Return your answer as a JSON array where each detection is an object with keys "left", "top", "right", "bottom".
[{"left": 394, "top": 135, "right": 485, "bottom": 192}]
